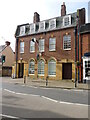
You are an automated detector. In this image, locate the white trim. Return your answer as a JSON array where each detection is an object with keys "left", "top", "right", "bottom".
[
  {"left": 30, "top": 40, "right": 35, "bottom": 53},
  {"left": 63, "top": 35, "right": 71, "bottom": 50},
  {"left": 20, "top": 26, "right": 25, "bottom": 35},
  {"left": 39, "top": 39, "right": 45, "bottom": 52},
  {"left": 39, "top": 21, "right": 45, "bottom": 31},
  {"left": 63, "top": 15, "right": 71, "bottom": 27},
  {"left": 49, "top": 19, "right": 56, "bottom": 29},
  {"left": 30, "top": 24, "right": 36, "bottom": 33},
  {"left": 20, "top": 41, "right": 24, "bottom": 53}
]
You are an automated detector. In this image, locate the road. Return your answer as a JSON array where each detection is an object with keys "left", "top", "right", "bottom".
[{"left": 0, "top": 78, "right": 89, "bottom": 119}]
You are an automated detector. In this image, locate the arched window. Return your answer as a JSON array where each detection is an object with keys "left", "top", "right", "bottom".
[
  {"left": 48, "top": 59, "right": 56, "bottom": 76},
  {"left": 38, "top": 59, "right": 45, "bottom": 75},
  {"left": 29, "top": 60, "right": 35, "bottom": 74}
]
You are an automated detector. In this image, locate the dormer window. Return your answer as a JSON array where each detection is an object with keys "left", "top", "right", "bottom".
[
  {"left": 39, "top": 22, "right": 45, "bottom": 31},
  {"left": 49, "top": 19, "right": 56, "bottom": 29},
  {"left": 20, "top": 26, "right": 25, "bottom": 35},
  {"left": 63, "top": 15, "right": 71, "bottom": 26},
  {"left": 25, "top": 25, "right": 30, "bottom": 34},
  {"left": 30, "top": 24, "right": 36, "bottom": 33}
]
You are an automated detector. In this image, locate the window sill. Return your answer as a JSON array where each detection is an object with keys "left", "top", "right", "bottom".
[
  {"left": 30, "top": 51, "right": 35, "bottom": 53},
  {"left": 29, "top": 74, "right": 35, "bottom": 75},
  {"left": 48, "top": 75, "right": 56, "bottom": 77},
  {"left": 63, "top": 49, "right": 71, "bottom": 51},
  {"left": 49, "top": 50, "right": 56, "bottom": 52},
  {"left": 38, "top": 74, "right": 44, "bottom": 76},
  {"left": 20, "top": 52, "right": 24, "bottom": 54}
]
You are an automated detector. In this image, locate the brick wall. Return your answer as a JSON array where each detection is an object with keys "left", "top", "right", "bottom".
[{"left": 17, "top": 27, "right": 75, "bottom": 63}]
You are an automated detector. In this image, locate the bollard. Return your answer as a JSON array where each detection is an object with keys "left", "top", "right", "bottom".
[
  {"left": 46, "top": 76, "right": 48, "bottom": 86},
  {"left": 24, "top": 76, "right": 26, "bottom": 84}
]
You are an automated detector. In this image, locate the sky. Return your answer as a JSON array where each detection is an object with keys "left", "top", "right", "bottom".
[{"left": 0, "top": 0, "right": 89, "bottom": 52}]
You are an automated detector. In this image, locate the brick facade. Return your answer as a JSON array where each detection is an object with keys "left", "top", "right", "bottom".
[{"left": 13, "top": 2, "right": 89, "bottom": 82}]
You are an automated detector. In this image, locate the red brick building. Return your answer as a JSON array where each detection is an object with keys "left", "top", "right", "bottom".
[
  {"left": 0, "top": 42, "right": 15, "bottom": 77},
  {"left": 13, "top": 2, "right": 90, "bottom": 83}
]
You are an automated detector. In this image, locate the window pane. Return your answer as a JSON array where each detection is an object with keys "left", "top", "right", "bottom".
[
  {"left": 20, "top": 42, "right": 24, "bottom": 53},
  {"left": 20, "top": 26, "right": 25, "bottom": 35},
  {"left": 49, "top": 19, "right": 56, "bottom": 29},
  {"left": 38, "top": 60, "right": 44, "bottom": 75},
  {"left": 29, "top": 60, "right": 35, "bottom": 74},
  {"left": 49, "top": 38, "right": 56, "bottom": 51},
  {"left": 48, "top": 59, "right": 56, "bottom": 75},
  {"left": 63, "top": 35, "right": 71, "bottom": 50},
  {"left": 30, "top": 41, "right": 35, "bottom": 52},
  {"left": 39, "top": 39, "right": 44, "bottom": 52}
]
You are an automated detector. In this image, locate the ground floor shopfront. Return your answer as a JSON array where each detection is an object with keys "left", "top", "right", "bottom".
[{"left": 12, "top": 58, "right": 75, "bottom": 81}]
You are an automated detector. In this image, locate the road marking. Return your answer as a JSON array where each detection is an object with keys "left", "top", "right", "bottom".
[
  {"left": 4, "top": 89, "right": 40, "bottom": 97},
  {"left": 0, "top": 114, "right": 19, "bottom": 119},
  {"left": 3, "top": 88, "right": 89, "bottom": 107},
  {"left": 59, "top": 101, "right": 89, "bottom": 107},
  {"left": 4, "top": 89, "right": 15, "bottom": 94},
  {"left": 42, "top": 96, "right": 58, "bottom": 103},
  {"left": 28, "top": 86, "right": 38, "bottom": 88}
]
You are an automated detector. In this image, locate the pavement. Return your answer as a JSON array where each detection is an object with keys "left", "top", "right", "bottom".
[{"left": 1, "top": 77, "right": 90, "bottom": 90}]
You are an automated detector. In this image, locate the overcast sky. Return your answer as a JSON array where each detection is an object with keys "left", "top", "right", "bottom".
[{"left": 0, "top": 0, "right": 89, "bottom": 51}]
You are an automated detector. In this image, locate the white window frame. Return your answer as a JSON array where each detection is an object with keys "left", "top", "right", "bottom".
[
  {"left": 20, "top": 26, "right": 25, "bottom": 35},
  {"left": 30, "top": 40, "right": 35, "bottom": 53},
  {"left": 29, "top": 60, "right": 35, "bottom": 75},
  {"left": 30, "top": 24, "right": 36, "bottom": 33},
  {"left": 63, "top": 35, "right": 71, "bottom": 50},
  {"left": 38, "top": 59, "right": 45, "bottom": 75},
  {"left": 39, "top": 39, "right": 45, "bottom": 52},
  {"left": 20, "top": 41, "right": 24, "bottom": 53},
  {"left": 49, "top": 19, "right": 56, "bottom": 29},
  {"left": 39, "top": 21, "right": 45, "bottom": 31},
  {"left": 63, "top": 15, "right": 71, "bottom": 26},
  {"left": 49, "top": 38, "right": 56, "bottom": 51},
  {"left": 48, "top": 59, "right": 56, "bottom": 76}
]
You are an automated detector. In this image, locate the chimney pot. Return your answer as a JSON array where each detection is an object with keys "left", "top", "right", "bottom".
[{"left": 5, "top": 41, "right": 10, "bottom": 46}]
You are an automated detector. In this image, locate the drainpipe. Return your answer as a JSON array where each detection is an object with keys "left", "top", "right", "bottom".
[
  {"left": 77, "top": 18, "right": 80, "bottom": 83},
  {"left": 15, "top": 38, "right": 18, "bottom": 78},
  {"left": 75, "top": 26, "right": 77, "bottom": 87}
]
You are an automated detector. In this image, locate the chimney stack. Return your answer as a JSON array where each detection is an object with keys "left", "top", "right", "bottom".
[
  {"left": 61, "top": 2, "right": 66, "bottom": 16},
  {"left": 33, "top": 12, "right": 40, "bottom": 23}
]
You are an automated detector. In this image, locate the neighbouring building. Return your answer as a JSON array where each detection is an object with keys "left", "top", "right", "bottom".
[
  {"left": 13, "top": 2, "right": 90, "bottom": 82},
  {"left": 0, "top": 42, "right": 15, "bottom": 77},
  {"left": 80, "top": 23, "right": 90, "bottom": 83}
]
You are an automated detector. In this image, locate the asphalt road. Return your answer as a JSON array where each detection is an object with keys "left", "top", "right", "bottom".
[
  {"left": 1, "top": 89, "right": 88, "bottom": 119},
  {"left": 0, "top": 79, "right": 89, "bottom": 119},
  {"left": 2, "top": 81, "right": 88, "bottom": 105}
]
